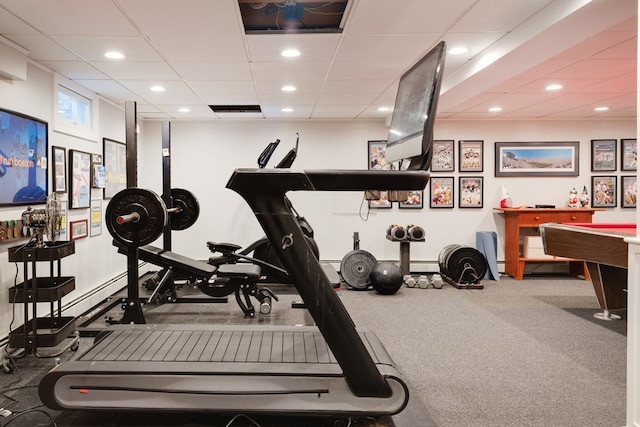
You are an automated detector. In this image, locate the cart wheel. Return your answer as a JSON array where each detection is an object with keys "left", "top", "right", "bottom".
[
  {"left": 2, "top": 361, "right": 13, "bottom": 374},
  {"left": 70, "top": 340, "right": 79, "bottom": 352}
]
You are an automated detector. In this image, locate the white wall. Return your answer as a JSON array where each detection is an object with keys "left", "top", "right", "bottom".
[
  {"left": 138, "top": 118, "right": 636, "bottom": 269},
  {"left": 0, "top": 62, "right": 127, "bottom": 340}
]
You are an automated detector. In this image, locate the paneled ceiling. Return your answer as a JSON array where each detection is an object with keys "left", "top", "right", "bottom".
[{"left": 0, "top": 0, "right": 636, "bottom": 121}]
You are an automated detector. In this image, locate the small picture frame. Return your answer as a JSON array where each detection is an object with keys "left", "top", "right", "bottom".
[
  {"left": 429, "top": 176, "right": 454, "bottom": 208},
  {"left": 431, "top": 140, "right": 455, "bottom": 172},
  {"left": 621, "top": 138, "right": 637, "bottom": 171},
  {"left": 368, "top": 190, "right": 392, "bottom": 209},
  {"left": 622, "top": 176, "right": 637, "bottom": 208},
  {"left": 591, "top": 139, "right": 617, "bottom": 171},
  {"left": 399, "top": 190, "right": 423, "bottom": 209},
  {"left": 69, "top": 149, "right": 92, "bottom": 209},
  {"left": 459, "top": 140, "right": 483, "bottom": 172},
  {"left": 70, "top": 219, "right": 89, "bottom": 240},
  {"left": 368, "top": 140, "right": 393, "bottom": 170},
  {"left": 591, "top": 176, "right": 617, "bottom": 208},
  {"left": 52, "top": 146, "right": 67, "bottom": 193},
  {"left": 459, "top": 177, "right": 483, "bottom": 208},
  {"left": 90, "top": 199, "right": 103, "bottom": 236}
]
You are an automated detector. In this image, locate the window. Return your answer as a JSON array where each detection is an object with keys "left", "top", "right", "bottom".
[{"left": 53, "top": 73, "right": 99, "bottom": 141}]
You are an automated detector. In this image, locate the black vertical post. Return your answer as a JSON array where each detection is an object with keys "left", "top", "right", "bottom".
[
  {"left": 161, "top": 121, "right": 171, "bottom": 251},
  {"left": 121, "top": 101, "right": 144, "bottom": 324}
]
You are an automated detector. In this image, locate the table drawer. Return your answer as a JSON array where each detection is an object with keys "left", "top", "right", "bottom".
[
  {"left": 556, "top": 212, "right": 592, "bottom": 223},
  {"left": 518, "top": 212, "right": 558, "bottom": 226}
]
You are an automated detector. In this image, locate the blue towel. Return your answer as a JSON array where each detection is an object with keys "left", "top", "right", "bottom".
[{"left": 476, "top": 231, "right": 499, "bottom": 281}]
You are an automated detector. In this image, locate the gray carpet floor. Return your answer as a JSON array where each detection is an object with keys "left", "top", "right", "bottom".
[{"left": 0, "top": 275, "right": 627, "bottom": 426}]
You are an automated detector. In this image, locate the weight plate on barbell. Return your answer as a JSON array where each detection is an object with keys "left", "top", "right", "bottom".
[
  {"left": 106, "top": 188, "right": 168, "bottom": 246},
  {"left": 170, "top": 188, "right": 200, "bottom": 231}
]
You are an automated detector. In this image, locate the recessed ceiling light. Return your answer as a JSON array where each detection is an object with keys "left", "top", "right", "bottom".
[
  {"left": 178, "top": 107, "right": 190, "bottom": 113},
  {"left": 281, "top": 85, "right": 296, "bottom": 92},
  {"left": 377, "top": 107, "right": 391, "bottom": 112},
  {"left": 281, "top": 49, "right": 300, "bottom": 58},
  {"left": 545, "top": 83, "right": 563, "bottom": 91},
  {"left": 150, "top": 85, "right": 166, "bottom": 92},
  {"left": 488, "top": 106, "right": 502, "bottom": 112},
  {"left": 281, "top": 107, "right": 293, "bottom": 112},
  {"left": 104, "top": 51, "right": 125, "bottom": 59},
  {"left": 594, "top": 106, "right": 609, "bottom": 112},
  {"left": 448, "top": 46, "right": 468, "bottom": 55}
]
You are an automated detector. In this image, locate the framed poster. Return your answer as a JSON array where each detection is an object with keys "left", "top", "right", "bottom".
[
  {"left": 591, "top": 176, "right": 617, "bottom": 208},
  {"left": 368, "top": 140, "right": 393, "bottom": 170},
  {"left": 90, "top": 199, "right": 102, "bottom": 236},
  {"left": 369, "top": 191, "right": 392, "bottom": 209},
  {"left": 591, "top": 139, "right": 617, "bottom": 171},
  {"left": 431, "top": 140, "right": 454, "bottom": 172},
  {"left": 429, "top": 176, "right": 454, "bottom": 208},
  {"left": 459, "top": 140, "right": 483, "bottom": 172},
  {"left": 70, "top": 219, "right": 88, "bottom": 240},
  {"left": 399, "top": 190, "right": 423, "bottom": 209},
  {"left": 103, "top": 138, "right": 127, "bottom": 199},
  {"left": 459, "top": 176, "right": 483, "bottom": 208},
  {"left": 621, "top": 138, "right": 637, "bottom": 171},
  {"left": 622, "top": 176, "right": 637, "bottom": 208},
  {"left": 494, "top": 141, "right": 579, "bottom": 177},
  {"left": 52, "top": 146, "right": 67, "bottom": 192},
  {"left": 69, "top": 149, "right": 91, "bottom": 209}
]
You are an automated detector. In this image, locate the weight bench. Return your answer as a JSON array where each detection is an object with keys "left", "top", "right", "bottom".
[{"left": 114, "top": 241, "right": 276, "bottom": 317}]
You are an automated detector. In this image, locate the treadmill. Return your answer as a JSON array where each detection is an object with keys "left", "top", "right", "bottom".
[{"left": 38, "top": 41, "right": 447, "bottom": 417}]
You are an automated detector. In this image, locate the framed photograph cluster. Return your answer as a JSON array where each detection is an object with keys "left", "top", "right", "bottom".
[
  {"left": 52, "top": 146, "right": 67, "bottom": 193},
  {"left": 622, "top": 175, "right": 637, "bottom": 208},
  {"left": 429, "top": 177, "right": 454, "bottom": 208},
  {"left": 590, "top": 138, "right": 637, "bottom": 172},
  {"left": 430, "top": 140, "right": 485, "bottom": 173},
  {"left": 459, "top": 177, "right": 483, "bottom": 208},
  {"left": 621, "top": 138, "right": 637, "bottom": 171},
  {"left": 431, "top": 140, "right": 454, "bottom": 172},
  {"left": 69, "top": 149, "right": 92, "bottom": 209},
  {"left": 459, "top": 140, "right": 484, "bottom": 172}
]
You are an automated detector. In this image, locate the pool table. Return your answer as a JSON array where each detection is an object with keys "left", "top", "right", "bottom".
[{"left": 540, "top": 222, "right": 636, "bottom": 320}]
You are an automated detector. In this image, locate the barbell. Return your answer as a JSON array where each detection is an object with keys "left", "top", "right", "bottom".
[{"left": 106, "top": 187, "right": 199, "bottom": 246}]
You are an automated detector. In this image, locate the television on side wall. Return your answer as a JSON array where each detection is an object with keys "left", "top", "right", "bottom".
[{"left": 0, "top": 108, "right": 48, "bottom": 206}]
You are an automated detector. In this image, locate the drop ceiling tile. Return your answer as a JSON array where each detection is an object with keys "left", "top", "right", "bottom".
[
  {"left": 173, "top": 62, "right": 253, "bottom": 81},
  {"left": 90, "top": 61, "right": 180, "bottom": 80},
  {"left": 73, "top": 79, "right": 129, "bottom": 94},
  {"left": 198, "top": 94, "right": 260, "bottom": 105},
  {"left": 346, "top": 0, "right": 474, "bottom": 34},
  {"left": 259, "top": 93, "right": 317, "bottom": 105},
  {"left": 246, "top": 33, "right": 340, "bottom": 62},
  {"left": 252, "top": 61, "right": 331, "bottom": 81},
  {"left": 188, "top": 80, "right": 257, "bottom": 95},
  {"left": 317, "top": 92, "right": 377, "bottom": 105},
  {"left": 38, "top": 61, "right": 109, "bottom": 79},
  {"left": 116, "top": 0, "right": 241, "bottom": 36},
  {"left": 149, "top": 37, "right": 248, "bottom": 62},
  {"left": 0, "top": 0, "right": 138, "bottom": 36},
  {"left": 336, "top": 34, "right": 439, "bottom": 62},
  {"left": 328, "top": 61, "right": 405, "bottom": 80},
  {"left": 7, "top": 35, "right": 80, "bottom": 60},
  {"left": 50, "top": 36, "right": 162, "bottom": 61},
  {"left": 450, "top": 0, "right": 555, "bottom": 33},
  {"left": 548, "top": 58, "right": 636, "bottom": 79},
  {"left": 256, "top": 80, "right": 324, "bottom": 95},
  {"left": 321, "top": 79, "right": 393, "bottom": 96},
  {"left": 0, "top": 7, "right": 39, "bottom": 34}
]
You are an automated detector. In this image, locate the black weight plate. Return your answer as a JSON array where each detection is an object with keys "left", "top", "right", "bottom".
[
  {"left": 106, "top": 188, "right": 167, "bottom": 246},
  {"left": 170, "top": 188, "right": 200, "bottom": 231},
  {"left": 340, "top": 249, "right": 377, "bottom": 290}
]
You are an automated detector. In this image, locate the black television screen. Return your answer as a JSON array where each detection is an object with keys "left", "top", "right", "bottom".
[
  {"left": 0, "top": 108, "right": 48, "bottom": 206},
  {"left": 384, "top": 41, "right": 446, "bottom": 169}
]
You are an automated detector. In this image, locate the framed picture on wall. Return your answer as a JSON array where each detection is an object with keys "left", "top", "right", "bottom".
[
  {"left": 459, "top": 140, "right": 483, "bottom": 172},
  {"left": 368, "top": 190, "right": 392, "bottom": 209},
  {"left": 459, "top": 176, "right": 483, "bottom": 208},
  {"left": 69, "top": 149, "right": 91, "bottom": 209},
  {"left": 368, "top": 140, "right": 393, "bottom": 170},
  {"left": 103, "top": 138, "right": 127, "bottom": 199},
  {"left": 591, "top": 139, "right": 617, "bottom": 171},
  {"left": 399, "top": 190, "right": 423, "bottom": 209},
  {"left": 429, "top": 176, "right": 454, "bottom": 208},
  {"left": 494, "top": 141, "right": 580, "bottom": 177},
  {"left": 622, "top": 176, "right": 637, "bottom": 208},
  {"left": 431, "top": 140, "right": 455, "bottom": 172},
  {"left": 70, "top": 219, "right": 88, "bottom": 240},
  {"left": 52, "top": 146, "right": 67, "bottom": 193},
  {"left": 621, "top": 138, "right": 637, "bottom": 171},
  {"left": 591, "top": 175, "right": 617, "bottom": 208}
]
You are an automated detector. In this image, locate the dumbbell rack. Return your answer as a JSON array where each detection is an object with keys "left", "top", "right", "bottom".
[{"left": 4, "top": 241, "right": 78, "bottom": 366}]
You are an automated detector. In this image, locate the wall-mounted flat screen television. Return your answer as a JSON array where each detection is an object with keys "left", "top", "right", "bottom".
[{"left": 0, "top": 108, "right": 48, "bottom": 206}]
